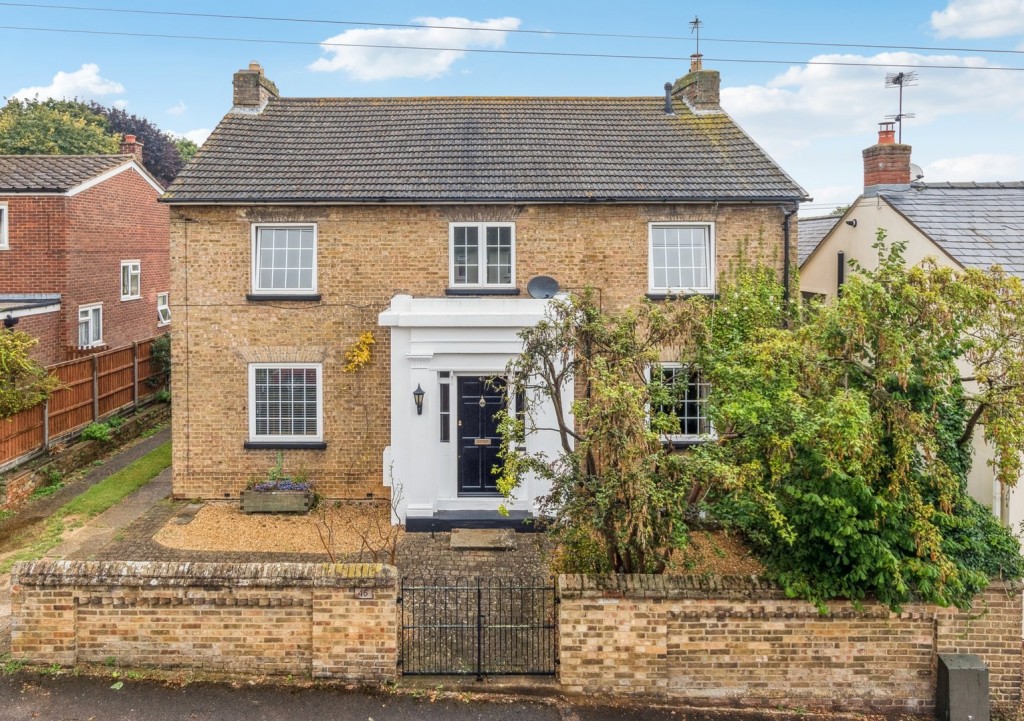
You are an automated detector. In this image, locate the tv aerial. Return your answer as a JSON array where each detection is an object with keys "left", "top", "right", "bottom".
[
  {"left": 885, "top": 71, "right": 917, "bottom": 143},
  {"left": 526, "top": 275, "right": 560, "bottom": 299}
]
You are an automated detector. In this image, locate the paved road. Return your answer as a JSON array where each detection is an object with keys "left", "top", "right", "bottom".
[{"left": 0, "top": 673, "right": 694, "bottom": 721}]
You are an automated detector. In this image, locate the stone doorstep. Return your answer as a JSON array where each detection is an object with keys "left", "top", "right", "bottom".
[
  {"left": 450, "top": 528, "right": 517, "bottom": 551},
  {"left": 172, "top": 503, "right": 205, "bottom": 525}
]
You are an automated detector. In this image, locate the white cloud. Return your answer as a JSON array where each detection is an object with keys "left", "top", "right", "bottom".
[
  {"left": 310, "top": 16, "right": 521, "bottom": 81},
  {"left": 12, "top": 63, "right": 125, "bottom": 101},
  {"left": 112, "top": 99, "right": 128, "bottom": 110},
  {"left": 804, "top": 185, "right": 861, "bottom": 211},
  {"left": 923, "top": 153, "right": 1024, "bottom": 180},
  {"left": 168, "top": 101, "right": 186, "bottom": 116},
  {"left": 169, "top": 128, "right": 211, "bottom": 145},
  {"left": 722, "top": 52, "right": 1024, "bottom": 155},
  {"left": 931, "top": 0, "right": 1024, "bottom": 38}
]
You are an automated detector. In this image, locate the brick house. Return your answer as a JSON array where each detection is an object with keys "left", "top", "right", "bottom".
[
  {"left": 799, "top": 122, "right": 1024, "bottom": 532},
  {"left": 163, "top": 60, "right": 807, "bottom": 529},
  {"left": 0, "top": 140, "right": 171, "bottom": 365}
]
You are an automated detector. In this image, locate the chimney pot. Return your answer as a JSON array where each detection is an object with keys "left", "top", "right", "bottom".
[
  {"left": 233, "top": 61, "right": 278, "bottom": 112},
  {"left": 689, "top": 53, "right": 703, "bottom": 73},
  {"left": 120, "top": 134, "right": 143, "bottom": 164}
]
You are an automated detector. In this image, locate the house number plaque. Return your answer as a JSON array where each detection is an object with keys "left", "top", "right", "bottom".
[{"left": 355, "top": 588, "right": 374, "bottom": 600}]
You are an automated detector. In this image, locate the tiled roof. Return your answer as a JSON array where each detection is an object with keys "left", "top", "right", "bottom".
[
  {"left": 881, "top": 182, "right": 1024, "bottom": 276},
  {"left": 797, "top": 214, "right": 842, "bottom": 264},
  {"left": 164, "top": 96, "right": 808, "bottom": 203},
  {"left": 0, "top": 155, "right": 132, "bottom": 193}
]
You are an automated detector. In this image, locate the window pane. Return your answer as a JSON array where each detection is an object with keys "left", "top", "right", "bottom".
[
  {"left": 78, "top": 320, "right": 89, "bottom": 347},
  {"left": 256, "top": 226, "right": 315, "bottom": 291},
  {"left": 651, "top": 226, "right": 709, "bottom": 290}
]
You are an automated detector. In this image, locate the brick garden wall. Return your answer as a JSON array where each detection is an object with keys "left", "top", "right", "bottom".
[
  {"left": 558, "top": 575, "right": 1023, "bottom": 712},
  {"left": 169, "top": 202, "right": 788, "bottom": 501},
  {"left": 11, "top": 560, "right": 398, "bottom": 682}
]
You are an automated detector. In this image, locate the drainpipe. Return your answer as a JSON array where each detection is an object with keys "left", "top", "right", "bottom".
[{"left": 782, "top": 206, "right": 797, "bottom": 302}]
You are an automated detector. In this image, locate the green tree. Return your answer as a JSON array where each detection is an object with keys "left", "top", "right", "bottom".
[
  {"left": 173, "top": 137, "right": 199, "bottom": 165},
  {"left": 697, "top": 235, "right": 1024, "bottom": 610},
  {"left": 497, "top": 290, "right": 709, "bottom": 573},
  {"left": 0, "top": 330, "right": 62, "bottom": 418},
  {"left": 88, "top": 102, "right": 187, "bottom": 186},
  {"left": 0, "top": 98, "right": 119, "bottom": 155}
]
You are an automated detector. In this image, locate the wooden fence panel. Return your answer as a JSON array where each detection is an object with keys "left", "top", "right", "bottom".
[
  {"left": 0, "top": 336, "right": 164, "bottom": 469},
  {"left": 0, "top": 404, "right": 45, "bottom": 466}
]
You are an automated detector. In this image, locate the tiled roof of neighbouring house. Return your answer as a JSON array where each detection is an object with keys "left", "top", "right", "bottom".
[
  {"left": 0, "top": 155, "right": 132, "bottom": 193},
  {"left": 164, "top": 96, "right": 809, "bottom": 203},
  {"left": 881, "top": 182, "right": 1024, "bottom": 276},
  {"left": 797, "top": 214, "right": 842, "bottom": 264}
]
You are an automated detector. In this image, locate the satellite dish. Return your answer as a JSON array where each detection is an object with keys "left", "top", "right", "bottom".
[
  {"left": 910, "top": 163, "right": 925, "bottom": 181},
  {"left": 526, "top": 275, "right": 560, "bottom": 299}
]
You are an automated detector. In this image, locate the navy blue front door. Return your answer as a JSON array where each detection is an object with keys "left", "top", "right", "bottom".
[{"left": 457, "top": 376, "right": 506, "bottom": 495}]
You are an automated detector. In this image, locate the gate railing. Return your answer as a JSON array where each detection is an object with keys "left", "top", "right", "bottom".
[{"left": 400, "top": 576, "right": 557, "bottom": 678}]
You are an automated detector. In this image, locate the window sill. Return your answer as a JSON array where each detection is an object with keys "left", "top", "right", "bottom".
[
  {"left": 157, "top": 321, "right": 171, "bottom": 327},
  {"left": 662, "top": 436, "right": 714, "bottom": 449},
  {"left": 246, "top": 293, "right": 322, "bottom": 302},
  {"left": 244, "top": 441, "right": 327, "bottom": 451},
  {"left": 445, "top": 287, "right": 520, "bottom": 297},
  {"left": 120, "top": 296, "right": 141, "bottom": 302},
  {"left": 646, "top": 291, "right": 719, "bottom": 301}
]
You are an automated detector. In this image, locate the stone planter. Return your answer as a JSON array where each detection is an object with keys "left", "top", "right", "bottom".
[{"left": 240, "top": 489, "right": 313, "bottom": 514}]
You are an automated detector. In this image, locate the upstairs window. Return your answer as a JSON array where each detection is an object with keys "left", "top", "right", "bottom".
[
  {"left": 251, "top": 224, "right": 317, "bottom": 295},
  {"left": 649, "top": 223, "right": 715, "bottom": 294},
  {"left": 120, "top": 260, "right": 141, "bottom": 300},
  {"left": 78, "top": 304, "right": 103, "bottom": 348},
  {"left": 653, "top": 363, "right": 712, "bottom": 441},
  {"left": 0, "top": 202, "right": 7, "bottom": 249},
  {"left": 450, "top": 222, "right": 515, "bottom": 288},
  {"left": 157, "top": 292, "right": 171, "bottom": 326}
]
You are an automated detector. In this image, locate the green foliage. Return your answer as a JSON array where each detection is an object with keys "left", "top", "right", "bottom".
[
  {"left": 88, "top": 102, "right": 186, "bottom": 186},
  {"left": 148, "top": 332, "right": 171, "bottom": 388},
  {"left": 0, "top": 98, "right": 119, "bottom": 155},
  {"left": 80, "top": 422, "right": 113, "bottom": 443},
  {"left": 498, "top": 289, "right": 710, "bottom": 573},
  {"left": 0, "top": 330, "right": 61, "bottom": 418},
  {"left": 695, "top": 234, "right": 1024, "bottom": 610},
  {"left": 174, "top": 137, "right": 199, "bottom": 164},
  {"left": 59, "top": 441, "right": 170, "bottom": 518}
]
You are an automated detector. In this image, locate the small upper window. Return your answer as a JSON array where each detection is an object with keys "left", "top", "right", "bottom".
[
  {"left": 121, "top": 260, "right": 141, "bottom": 300},
  {"left": 648, "top": 223, "right": 715, "bottom": 294},
  {"left": 450, "top": 223, "right": 515, "bottom": 288},
  {"left": 78, "top": 304, "right": 103, "bottom": 348},
  {"left": 653, "top": 364, "right": 712, "bottom": 441},
  {"left": 0, "top": 202, "right": 8, "bottom": 250},
  {"left": 157, "top": 292, "right": 171, "bottom": 326},
  {"left": 252, "top": 224, "right": 317, "bottom": 294}
]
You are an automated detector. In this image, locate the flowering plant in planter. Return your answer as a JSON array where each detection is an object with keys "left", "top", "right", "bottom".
[{"left": 241, "top": 453, "right": 314, "bottom": 513}]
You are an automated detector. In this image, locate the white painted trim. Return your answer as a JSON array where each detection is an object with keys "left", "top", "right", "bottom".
[
  {"left": 66, "top": 160, "right": 164, "bottom": 197},
  {"left": 647, "top": 221, "right": 716, "bottom": 295},
  {"left": 0, "top": 201, "right": 7, "bottom": 250},
  {"left": 2, "top": 303, "right": 61, "bottom": 319},
  {"left": 247, "top": 362, "right": 324, "bottom": 443},
  {"left": 250, "top": 222, "right": 319, "bottom": 295},
  {"left": 448, "top": 221, "right": 516, "bottom": 289},
  {"left": 156, "top": 291, "right": 171, "bottom": 326}
]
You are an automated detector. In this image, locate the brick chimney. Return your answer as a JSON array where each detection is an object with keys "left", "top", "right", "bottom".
[
  {"left": 120, "top": 134, "right": 143, "bottom": 163},
  {"left": 232, "top": 61, "right": 278, "bottom": 113},
  {"left": 863, "top": 122, "right": 912, "bottom": 194},
  {"left": 670, "top": 54, "right": 721, "bottom": 113}
]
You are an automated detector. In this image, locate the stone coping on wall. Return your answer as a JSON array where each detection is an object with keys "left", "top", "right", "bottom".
[{"left": 12, "top": 559, "right": 397, "bottom": 589}]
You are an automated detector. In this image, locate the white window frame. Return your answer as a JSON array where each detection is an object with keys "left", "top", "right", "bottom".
[
  {"left": 120, "top": 260, "right": 141, "bottom": 300},
  {"left": 651, "top": 363, "right": 714, "bottom": 443},
  {"left": 448, "top": 222, "right": 516, "bottom": 289},
  {"left": 648, "top": 222, "right": 716, "bottom": 295},
  {"left": 77, "top": 303, "right": 103, "bottom": 348},
  {"left": 248, "top": 363, "right": 324, "bottom": 443},
  {"left": 156, "top": 292, "right": 171, "bottom": 326},
  {"left": 251, "top": 223, "right": 318, "bottom": 295},
  {"left": 0, "top": 201, "right": 8, "bottom": 250}
]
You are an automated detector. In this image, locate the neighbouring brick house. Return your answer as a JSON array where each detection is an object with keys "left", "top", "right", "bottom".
[
  {"left": 163, "top": 59, "right": 807, "bottom": 529},
  {"left": 0, "top": 140, "right": 171, "bottom": 365}
]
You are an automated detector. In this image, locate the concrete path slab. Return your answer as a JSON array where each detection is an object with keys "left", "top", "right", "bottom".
[{"left": 450, "top": 528, "right": 517, "bottom": 551}]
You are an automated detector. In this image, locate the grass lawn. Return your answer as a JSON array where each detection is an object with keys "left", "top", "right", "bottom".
[{"left": 0, "top": 441, "right": 171, "bottom": 573}]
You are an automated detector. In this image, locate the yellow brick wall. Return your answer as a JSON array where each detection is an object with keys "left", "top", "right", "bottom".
[{"left": 169, "top": 203, "right": 789, "bottom": 499}]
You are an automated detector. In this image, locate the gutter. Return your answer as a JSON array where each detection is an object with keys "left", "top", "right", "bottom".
[
  {"left": 782, "top": 206, "right": 798, "bottom": 302},
  {"left": 159, "top": 195, "right": 808, "bottom": 206}
]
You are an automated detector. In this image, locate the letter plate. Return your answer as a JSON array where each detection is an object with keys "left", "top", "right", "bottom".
[{"left": 473, "top": 438, "right": 492, "bottom": 446}]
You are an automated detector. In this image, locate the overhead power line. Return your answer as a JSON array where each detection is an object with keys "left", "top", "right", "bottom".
[
  {"left": 0, "top": 24, "right": 1022, "bottom": 72},
  {"left": 0, "top": 1, "right": 1022, "bottom": 56}
]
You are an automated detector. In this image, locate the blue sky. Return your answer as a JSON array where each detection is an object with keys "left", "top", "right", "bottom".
[{"left": 2, "top": 0, "right": 1022, "bottom": 213}]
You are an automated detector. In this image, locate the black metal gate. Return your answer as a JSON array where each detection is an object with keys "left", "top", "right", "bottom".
[{"left": 400, "top": 576, "right": 557, "bottom": 677}]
